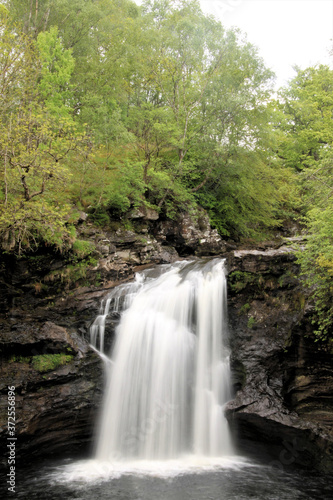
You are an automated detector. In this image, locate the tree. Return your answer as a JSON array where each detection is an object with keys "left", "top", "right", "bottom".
[
  {"left": 276, "top": 65, "right": 333, "bottom": 172},
  {"left": 120, "top": 0, "right": 285, "bottom": 235},
  {"left": 296, "top": 145, "right": 333, "bottom": 341},
  {"left": 0, "top": 18, "right": 81, "bottom": 252}
]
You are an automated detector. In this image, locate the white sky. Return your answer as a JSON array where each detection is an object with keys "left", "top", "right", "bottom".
[
  {"left": 136, "top": 0, "right": 333, "bottom": 88},
  {"left": 199, "top": 0, "right": 333, "bottom": 88}
]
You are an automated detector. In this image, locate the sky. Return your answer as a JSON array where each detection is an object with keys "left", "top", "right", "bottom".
[{"left": 199, "top": 0, "right": 333, "bottom": 88}]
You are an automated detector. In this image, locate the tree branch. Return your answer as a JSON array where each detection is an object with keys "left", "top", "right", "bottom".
[
  {"left": 190, "top": 165, "right": 215, "bottom": 192},
  {"left": 21, "top": 175, "right": 47, "bottom": 201}
]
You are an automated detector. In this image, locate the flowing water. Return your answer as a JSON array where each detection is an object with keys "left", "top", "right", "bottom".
[
  {"left": 92, "top": 258, "right": 233, "bottom": 461},
  {"left": 6, "top": 258, "right": 333, "bottom": 499}
]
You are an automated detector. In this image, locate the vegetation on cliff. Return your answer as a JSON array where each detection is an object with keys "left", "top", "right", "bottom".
[
  {"left": 275, "top": 65, "right": 333, "bottom": 340},
  {"left": 0, "top": 0, "right": 332, "bottom": 338}
]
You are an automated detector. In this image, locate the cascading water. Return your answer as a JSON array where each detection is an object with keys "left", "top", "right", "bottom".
[{"left": 90, "top": 258, "right": 234, "bottom": 462}]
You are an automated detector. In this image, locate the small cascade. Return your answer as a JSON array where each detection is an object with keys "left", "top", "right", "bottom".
[
  {"left": 90, "top": 259, "right": 234, "bottom": 461},
  {"left": 90, "top": 278, "right": 144, "bottom": 353}
]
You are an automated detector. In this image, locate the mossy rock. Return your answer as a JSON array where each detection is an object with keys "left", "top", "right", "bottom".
[{"left": 31, "top": 354, "right": 74, "bottom": 373}]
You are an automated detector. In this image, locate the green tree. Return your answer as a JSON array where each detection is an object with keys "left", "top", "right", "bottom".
[
  {"left": 2, "top": 0, "right": 294, "bottom": 243},
  {"left": 276, "top": 65, "right": 333, "bottom": 172},
  {"left": 296, "top": 146, "right": 333, "bottom": 341},
  {"left": 37, "top": 26, "right": 75, "bottom": 116},
  {"left": 122, "top": 0, "right": 286, "bottom": 234},
  {"left": 0, "top": 19, "right": 81, "bottom": 252}
]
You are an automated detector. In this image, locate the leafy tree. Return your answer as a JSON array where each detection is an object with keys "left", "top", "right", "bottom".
[
  {"left": 0, "top": 18, "right": 81, "bottom": 252},
  {"left": 36, "top": 26, "right": 75, "bottom": 116},
  {"left": 276, "top": 65, "right": 333, "bottom": 172},
  {"left": 121, "top": 0, "right": 285, "bottom": 234}
]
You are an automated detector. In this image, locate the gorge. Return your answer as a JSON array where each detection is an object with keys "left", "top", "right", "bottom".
[{"left": 0, "top": 213, "right": 333, "bottom": 498}]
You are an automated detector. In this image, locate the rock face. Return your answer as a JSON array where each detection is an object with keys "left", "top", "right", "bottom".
[
  {"left": 226, "top": 247, "right": 333, "bottom": 472},
  {"left": 0, "top": 322, "right": 104, "bottom": 467},
  {"left": 154, "top": 211, "right": 225, "bottom": 256}
]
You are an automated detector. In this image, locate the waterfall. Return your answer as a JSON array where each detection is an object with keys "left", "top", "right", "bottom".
[{"left": 90, "top": 258, "right": 234, "bottom": 462}]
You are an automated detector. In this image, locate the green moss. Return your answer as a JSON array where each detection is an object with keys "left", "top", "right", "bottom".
[
  {"left": 239, "top": 303, "right": 251, "bottom": 315},
  {"left": 229, "top": 271, "right": 258, "bottom": 293},
  {"left": 31, "top": 354, "right": 74, "bottom": 373},
  {"left": 72, "top": 239, "right": 95, "bottom": 259},
  {"left": 247, "top": 316, "right": 256, "bottom": 329},
  {"left": 9, "top": 355, "right": 31, "bottom": 364}
]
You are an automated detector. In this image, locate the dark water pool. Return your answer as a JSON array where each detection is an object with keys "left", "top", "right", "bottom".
[{"left": 2, "top": 456, "right": 333, "bottom": 500}]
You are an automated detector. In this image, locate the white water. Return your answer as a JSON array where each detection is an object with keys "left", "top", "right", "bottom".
[{"left": 90, "top": 259, "right": 234, "bottom": 463}]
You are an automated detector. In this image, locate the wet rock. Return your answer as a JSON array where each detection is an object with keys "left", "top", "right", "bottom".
[
  {"left": 0, "top": 347, "right": 103, "bottom": 465},
  {"left": 110, "top": 229, "right": 139, "bottom": 247},
  {"left": 145, "top": 208, "right": 159, "bottom": 221},
  {"left": 95, "top": 244, "right": 111, "bottom": 257},
  {"left": 229, "top": 246, "right": 297, "bottom": 274},
  {"left": 0, "top": 321, "right": 78, "bottom": 357},
  {"left": 226, "top": 246, "right": 333, "bottom": 472},
  {"left": 155, "top": 210, "right": 225, "bottom": 256},
  {"left": 158, "top": 245, "right": 180, "bottom": 263}
]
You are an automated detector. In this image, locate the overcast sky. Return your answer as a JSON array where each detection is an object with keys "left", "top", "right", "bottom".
[{"left": 199, "top": 0, "right": 333, "bottom": 88}]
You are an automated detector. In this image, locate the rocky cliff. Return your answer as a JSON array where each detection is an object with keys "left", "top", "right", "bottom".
[
  {"left": 226, "top": 245, "right": 333, "bottom": 473},
  {"left": 0, "top": 212, "right": 332, "bottom": 473}
]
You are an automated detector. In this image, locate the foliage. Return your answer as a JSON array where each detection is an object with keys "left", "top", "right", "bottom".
[
  {"left": 297, "top": 206, "right": 333, "bottom": 341},
  {"left": 276, "top": 66, "right": 333, "bottom": 172},
  {"left": 9, "top": 355, "right": 31, "bottom": 364},
  {"left": 1, "top": 0, "right": 333, "bottom": 337},
  {"left": 36, "top": 26, "right": 75, "bottom": 117},
  {"left": 9, "top": 353, "right": 74, "bottom": 372},
  {"left": 1, "top": 0, "right": 292, "bottom": 244},
  {"left": 0, "top": 15, "right": 82, "bottom": 253},
  {"left": 277, "top": 67, "right": 333, "bottom": 341},
  {"left": 71, "top": 239, "right": 95, "bottom": 259},
  {"left": 228, "top": 271, "right": 258, "bottom": 292}
]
